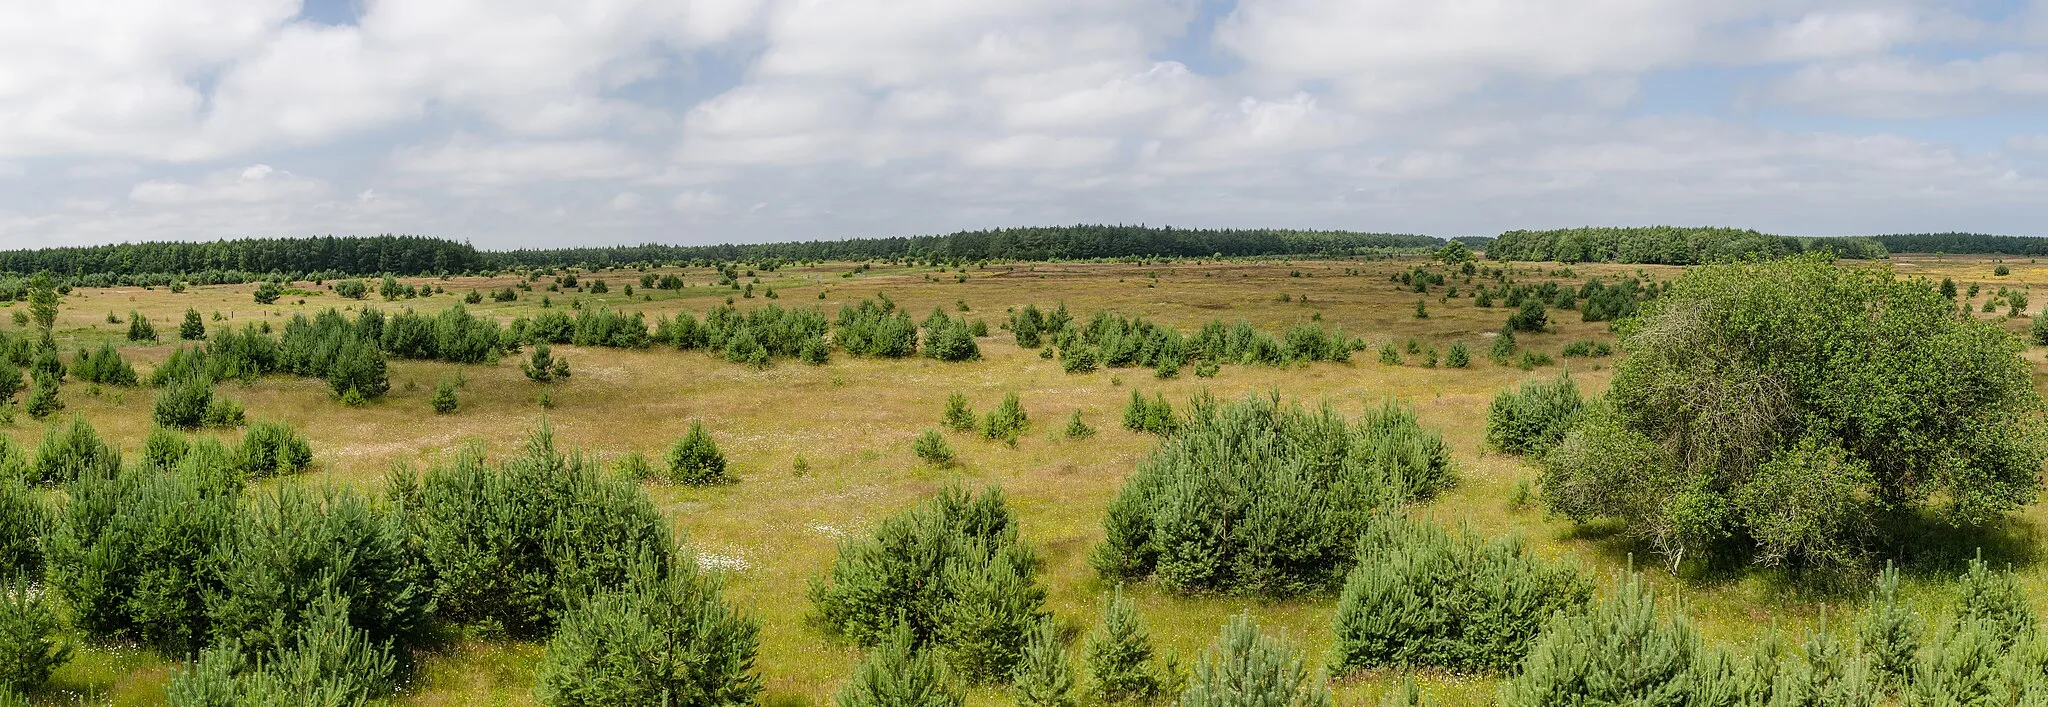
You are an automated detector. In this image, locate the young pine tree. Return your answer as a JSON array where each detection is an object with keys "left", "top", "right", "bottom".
[
  {"left": 836, "top": 624, "right": 965, "bottom": 707},
  {"left": 667, "top": 421, "right": 731, "bottom": 485},
  {"left": 1064, "top": 410, "right": 1096, "bottom": 439},
  {"left": 1854, "top": 562, "right": 1921, "bottom": 685},
  {"left": 913, "top": 429, "right": 955, "bottom": 466},
  {"left": 179, "top": 308, "right": 206, "bottom": 340},
  {"left": 1086, "top": 588, "right": 1162, "bottom": 704},
  {"left": 431, "top": 379, "right": 459, "bottom": 415},
  {"left": 943, "top": 391, "right": 977, "bottom": 432},
  {"left": 23, "top": 373, "right": 61, "bottom": 420},
  {"left": 1178, "top": 614, "right": 1331, "bottom": 707},
  {"left": 534, "top": 559, "right": 763, "bottom": 706},
  {"left": 982, "top": 392, "right": 1028, "bottom": 443},
  {"left": 1015, "top": 621, "right": 1077, "bottom": 707},
  {"left": 0, "top": 584, "right": 71, "bottom": 694}
]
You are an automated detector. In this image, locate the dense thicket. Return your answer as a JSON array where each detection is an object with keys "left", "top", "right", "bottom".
[
  {"left": 1094, "top": 392, "right": 1454, "bottom": 595},
  {"left": 0, "top": 236, "right": 480, "bottom": 280},
  {"left": 533, "top": 558, "right": 762, "bottom": 706},
  {"left": 809, "top": 486, "right": 1048, "bottom": 685},
  {"left": 1539, "top": 255, "right": 2047, "bottom": 573},
  {"left": 1013, "top": 306, "right": 1357, "bottom": 377},
  {"left": 1484, "top": 373, "right": 1583, "bottom": 456},
  {"left": 835, "top": 298, "right": 919, "bottom": 358},
  {"left": 492, "top": 226, "right": 1440, "bottom": 267},
  {"left": 1871, "top": 232, "right": 2048, "bottom": 255},
  {"left": 1488, "top": 227, "right": 1887, "bottom": 264}
]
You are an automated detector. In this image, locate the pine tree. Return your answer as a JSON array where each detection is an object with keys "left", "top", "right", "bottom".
[
  {"left": 836, "top": 624, "right": 965, "bottom": 707},
  {"left": 1085, "top": 588, "right": 1160, "bottom": 704},
  {"left": 0, "top": 359, "right": 19, "bottom": 406},
  {"left": 982, "top": 392, "right": 1028, "bottom": 443},
  {"left": 1501, "top": 571, "right": 1700, "bottom": 706},
  {"left": 26, "top": 274, "right": 56, "bottom": 346},
  {"left": 1179, "top": 614, "right": 1331, "bottom": 707},
  {"left": 1941, "top": 277, "right": 1958, "bottom": 299},
  {"left": 1854, "top": 562, "right": 1920, "bottom": 686},
  {"left": 0, "top": 583, "right": 70, "bottom": 693},
  {"left": 22, "top": 373, "right": 60, "bottom": 420},
  {"left": 179, "top": 308, "right": 206, "bottom": 340},
  {"left": 127, "top": 310, "right": 157, "bottom": 342},
  {"left": 1015, "top": 622, "right": 1077, "bottom": 707},
  {"left": 913, "top": 429, "right": 955, "bottom": 466},
  {"left": 1953, "top": 552, "right": 2035, "bottom": 649},
  {"left": 667, "top": 421, "right": 730, "bottom": 485},
  {"left": 1064, "top": 410, "right": 1095, "bottom": 439},
  {"left": 535, "top": 559, "right": 763, "bottom": 706},
  {"left": 943, "top": 391, "right": 977, "bottom": 432},
  {"left": 523, "top": 342, "right": 568, "bottom": 383},
  {"left": 0, "top": 475, "right": 46, "bottom": 579},
  {"left": 431, "top": 379, "right": 459, "bottom": 414}
]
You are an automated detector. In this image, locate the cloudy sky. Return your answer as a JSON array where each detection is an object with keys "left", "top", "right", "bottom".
[{"left": 3, "top": 0, "right": 2046, "bottom": 249}]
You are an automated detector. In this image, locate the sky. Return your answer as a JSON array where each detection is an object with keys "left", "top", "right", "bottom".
[{"left": 2, "top": 0, "right": 2046, "bottom": 250}]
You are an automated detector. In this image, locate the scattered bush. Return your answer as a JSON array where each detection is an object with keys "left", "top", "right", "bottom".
[
  {"left": 667, "top": 422, "right": 731, "bottom": 485},
  {"left": 431, "top": 379, "right": 459, "bottom": 414},
  {"left": 809, "top": 486, "right": 1047, "bottom": 684},
  {"left": 922, "top": 309, "right": 982, "bottom": 362},
  {"left": 1500, "top": 571, "right": 1701, "bottom": 706},
  {"left": 534, "top": 559, "right": 763, "bottom": 706},
  {"left": 0, "top": 359, "right": 19, "bottom": 404},
  {"left": 29, "top": 417, "right": 119, "bottom": 485},
  {"left": 1329, "top": 515, "right": 1591, "bottom": 674},
  {"left": 253, "top": 281, "right": 282, "bottom": 304},
  {"left": 943, "top": 392, "right": 977, "bottom": 432},
  {"left": 982, "top": 393, "right": 1029, "bottom": 443},
  {"left": 238, "top": 420, "right": 313, "bottom": 478},
  {"left": 1094, "top": 393, "right": 1454, "bottom": 595},
  {"left": 1484, "top": 373, "right": 1583, "bottom": 456},
  {"left": 128, "top": 311, "right": 158, "bottom": 342},
  {"left": 334, "top": 279, "right": 368, "bottom": 300},
  {"left": 1505, "top": 299, "right": 1548, "bottom": 333},
  {"left": 72, "top": 342, "right": 138, "bottom": 386},
  {"left": 523, "top": 342, "right": 570, "bottom": 383},
  {"left": 0, "top": 476, "right": 45, "bottom": 578},
  {"left": 1121, "top": 390, "right": 1178, "bottom": 435},
  {"left": 1085, "top": 588, "right": 1165, "bottom": 705},
  {"left": 181, "top": 308, "right": 207, "bottom": 340},
  {"left": 1064, "top": 410, "right": 1096, "bottom": 439},
  {"left": 166, "top": 590, "right": 398, "bottom": 704},
  {"left": 22, "top": 373, "right": 60, "bottom": 420},
  {"left": 46, "top": 467, "right": 231, "bottom": 652},
  {"left": 837, "top": 299, "right": 918, "bottom": 358},
  {"left": 0, "top": 584, "right": 70, "bottom": 693},
  {"left": 835, "top": 624, "right": 965, "bottom": 707},
  {"left": 914, "top": 429, "right": 956, "bottom": 466}
]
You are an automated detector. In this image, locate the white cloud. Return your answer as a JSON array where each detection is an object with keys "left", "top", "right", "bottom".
[
  {"left": 128, "top": 164, "right": 326, "bottom": 205},
  {"left": 670, "top": 190, "right": 727, "bottom": 213},
  {"left": 391, "top": 136, "right": 650, "bottom": 186},
  {"left": 1773, "top": 52, "right": 2048, "bottom": 116}
]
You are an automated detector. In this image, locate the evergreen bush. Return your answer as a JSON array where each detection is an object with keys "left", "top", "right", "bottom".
[
  {"left": 943, "top": 392, "right": 977, "bottom": 432},
  {"left": 29, "top": 417, "right": 119, "bottom": 485},
  {"left": 0, "top": 584, "right": 70, "bottom": 693},
  {"left": 166, "top": 590, "right": 398, "bottom": 705},
  {"left": 1484, "top": 372, "right": 1583, "bottom": 456},
  {"left": 180, "top": 308, "right": 207, "bottom": 340},
  {"left": 128, "top": 311, "right": 157, "bottom": 342},
  {"left": 1085, "top": 588, "right": 1163, "bottom": 704},
  {"left": 431, "top": 379, "right": 459, "bottom": 414},
  {"left": 534, "top": 559, "right": 763, "bottom": 706},
  {"left": 835, "top": 624, "right": 965, "bottom": 707},
  {"left": 46, "top": 468, "right": 230, "bottom": 652},
  {"left": 0, "top": 476, "right": 45, "bottom": 578},
  {"left": 982, "top": 393, "right": 1028, "bottom": 443},
  {"left": 914, "top": 429, "right": 955, "bottom": 466},
  {"left": 667, "top": 422, "right": 730, "bottom": 485},
  {"left": 238, "top": 420, "right": 313, "bottom": 478},
  {"left": 1014, "top": 621, "right": 1075, "bottom": 707},
  {"left": 22, "top": 372, "right": 60, "bottom": 420},
  {"left": 1179, "top": 615, "right": 1331, "bottom": 707}
]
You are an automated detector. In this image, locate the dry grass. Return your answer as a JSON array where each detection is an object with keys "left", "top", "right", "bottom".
[{"left": 9, "top": 253, "right": 2047, "bottom": 705}]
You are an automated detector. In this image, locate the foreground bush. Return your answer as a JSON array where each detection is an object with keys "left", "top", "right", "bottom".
[
  {"left": 154, "top": 376, "right": 244, "bottom": 430},
  {"left": 166, "top": 591, "right": 398, "bottom": 706},
  {"left": 29, "top": 417, "right": 120, "bottom": 485},
  {"left": 666, "top": 421, "right": 730, "bottom": 485},
  {"left": 1484, "top": 373, "right": 1583, "bottom": 456},
  {"left": 0, "top": 476, "right": 46, "bottom": 579},
  {"left": 388, "top": 424, "right": 672, "bottom": 637},
  {"left": 1094, "top": 393, "right": 1453, "bottom": 595},
  {"left": 1329, "top": 515, "right": 1590, "bottom": 674},
  {"left": 810, "top": 486, "right": 1047, "bottom": 684},
  {"left": 534, "top": 559, "right": 762, "bottom": 706},
  {"left": 1179, "top": 615, "right": 1330, "bottom": 707},
  {"left": 836, "top": 624, "right": 964, "bottom": 707},
  {"left": 0, "top": 584, "right": 70, "bottom": 693},
  {"left": 237, "top": 420, "right": 313, "bottom": 478},
  {"left": 1084, "top": 588, "right": 1166, "bottom": 704},
  {"left": 46, "top": 467, "right": 234, "bottom": 653}
]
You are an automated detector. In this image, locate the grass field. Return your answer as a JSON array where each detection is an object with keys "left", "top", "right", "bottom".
[{"left": 11, "top": 253, "right": 2048, "bottom": 706}]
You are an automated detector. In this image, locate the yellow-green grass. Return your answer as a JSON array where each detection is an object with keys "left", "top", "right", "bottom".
[{"left": 5, "top": 253, "right": 2045, "bottom": 705}]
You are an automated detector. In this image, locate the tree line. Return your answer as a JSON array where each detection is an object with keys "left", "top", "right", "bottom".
[{"left": 1486, "top": 227, "right": 1889, "bottom": 264}]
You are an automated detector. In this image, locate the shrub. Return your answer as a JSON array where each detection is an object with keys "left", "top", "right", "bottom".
[
  {"left": 0, "top": 476, "right": 45, "bottom": 579},
  {"left": 326, "top": 336, "right": 389, "bottom": 400},
  {"left": 1121, "top": 391, "right": 1177, "bottom": 436},
  {"left": 72, "top": 342, "right": 138, "bottom": 386},
  {"left": 1064, "top": 410, "right": 1096, "bottom": 439},
  {"left": 1994, "top": 263, "right": 2010, "bottom": 276},
  {"left": 29, "top": 417, "right": 119, "bottom": 485},
  {"left": 836, "top": 299, "right": 918, "bottom": 358},
  {"left": 1500, "top": 571, "right": 1708, "bottom": 707},
  {"left": 809, "top": 486, "right": 1046, "bottom": 683},
  {"left": 1014, "top": 622, "right": 1075, "bottom": 707},
  {"left": 922, "top": 309, "right": 982, "bottom": 362},
  {"left": 142, "top": 426, "right": 190, "bottom": 471},
  {"left": 1012, "top": 305, "right": 1047, "bottom": 348},
  {"left": 914, "top": 429, "right": 956, "bottom": 466},
  {"left": 207, "top": 484, "right": 430, "bottom": 662},
  {"left": 1179, "top": 615, "right": 1331, "bottom": 707},
  {"left": 180, "top": 308, "right": 207, "bottom": 340},
  {"left": 1441, "top": 342, "right": 1474, "bottom": 368},
  {"left": 1085, "top": 588, "right": 1163, "bottom": 704},
  {"left": 1953, "top": 553, "right": 2035, "bottom": 649},
  {"left": 1505, "top": 299, "right": 1548, "bottom": 332},
  {"left": 0, "top": 584, "right": 70, "bottom": 693},
  {"left": 534, "top": 559, "right": 763, "bottom": 706},
  {"left": 667, "top": 422, "right": 730, "bottom": 485},
  {"left": 431, "top": 379, "right": 459, "bottom": 414},
  {"left": 1539, "top": 255, "right": 2048, "bottom": 572},
  {"left": 1329, "top": 515, "right": 1590, "bottom": 675},
  {"left": 1094, "top": 393, "right": 1454, "bottom": 595},
  {"left": 1484, "top": 373, "right": 1584, "bottom": 456},
  {"left": 201, "top": 397, "right": 245, "bottom": 428},
  {"left": 523, "top": 342, "right": 570, "bottom": 383},
  {"left": 835, "top": 624, "right": 965, "bottom": 707},
  {"left": 239, "top": 420, "right": 313, "bottom": 478},
  {"left": 982, "top": 393, "right": 1028, "bottom": 443},
  {"left": 1378, "top": 342, "right": 1401, "bottom": 365},
  {"left": 154, "top": 376, "right": 217, "bottom": 429},
  {"left": 943, "top": 392, "right": 977, "bottom": 432},
  {"left": 253, "top": 281, "right": 282, "bottom": 304},
  {"left": 1488, "top": 330, "right": 1517, "bottom": 362},
  {"left": 46, "top": 468, "right": 231, "bottom": 652},
  {"left": 22, "top": 373, "right": 60, "bottom": 420},
  {"left": 389, "top": 424, "right": 674, "bottom": 637},
  {"left": 1855, "top": 562, "right": 1920, "bottom": 685},
  {"left": 166, "top": 590, "right": 398, "bottom": 704},
  {"left": 128, "top": 311, "right": 158, "bottom": 342},
  {"left": 0, "top": 359, "right": 18, "bottom": 404},
  {"left": 334, "top": 279, "right": 368, "bottom": 300},
  {"left": 2033, "top": 314, "right": 2048, "bottom": 347}
]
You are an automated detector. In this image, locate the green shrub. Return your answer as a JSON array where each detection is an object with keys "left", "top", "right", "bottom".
[
  {"left": 836, "top": 299, "right": 918, "bottom": 358},
  {"left": 914, "top": 429, "right": 955, "bottom": 466},
  {"left": 809, "top": 486, "right": 1046, "bottom": 684},
  {"left": 1484, "top": 373, "right": 1583, "bottom": 456},
  {"left": 72, "top": 343, "right": 137, "bottom": 386},
  {"left": 0, "top": 476, "right": 45, "bottom": 579},
  {"left": 238, "top": 420, "right": 313, "bottom": 478},
  {"left": 1378, "top": 342, "right": 1401, "bottom": 365},
  {"left": 431, "top": 379, "right": 459, "bottom": 414},
  {"left": 142, "top": 427, "right": 190, "bottom": 471},
  {"left": 982, "top": 393, "right": 1028, "bottom": 443},
  {"left": 1445, "top": 342, "right": 1470, "bottom": 368},
  {"left": 922, "top": 309, "right": 982, "bottom": 362},
  {"left": 206, "top": 485, "right": 429, "bottom": 662},
  {"left": 29, "top": 417, "right": 119, "bottom": 485},
  {"left": 1329, "top": 515, "right": 1590, "bottom": 674},
  {"left": 388, "top": 424, "right": 673, "bottom": 637},
  {"left": 22, "top": 372, "right": 60, "bottom": 420},
  {"left": 1505, "top": 299, "right": 1547, "bottom": 332},
  {"left": 835, "top": 624, "right": 964, "bottom": 707},
  {"left": 128, "top": 311, "right": 157, "bottom": 342},
  {"left": 1179, "top": 615, "right": 1331, "bottom": 707},
  {"left": 1094, "top": 393, "right": 1453, "bottom": 596},
  {"left": 667, "top": 421, "right": 730, "bottom": 485},
  {"left": 0, "top": 584, "right": 70, "bottom": 693},
  {"left": 0, "top": 359, "right": 19, "bottom": 405},
  {"left": 1488, "top": 330, "right": 1516, "bottom": 362},
  {"left": 1120, "top": 391, "right": 1177, "bottom": 436},
  {"left": 942, "top": 392, "right": 977, "bottom": 432},
  {"left": 1500, "top": 571, "right": 1704, "bottom": 706},
  {"left": 334, "top": 279, "right": 368, "bottom": 300},
  {"left": 534, "top": 559, "right": 763, "bottom": 706},
  {"left": 1064, "top": 410, "right": 1096, "bottom": 439},
  {"left": 180, "top": 308, "right": 207, "bottom": 340},
  {"left": 326, "top": 336, "right": 389, "bottom": 399},
  {"left": 166, "top": 590, "right": 398, "bottom": 705},
  {"left": 1560, "top": 339, "right": 1612, "bottom": 357},
  {"left": 1014, "top": 622, "right": 1075, "bottom": 707},
  {"left": 1953, "top": 553, "right": 2035, "bottom": 649},
  {"left": 154, "top": 376, "right": 215, "bottom": 429},
  {"left": 253, "top": 281, "right": 282, "bottom": 304},
  {"left": 523, "top": 342, "right": 569, "bottom": 383},
  {"left": 1854, "top": 563, "right": 1920, "bottom": 686},
  {"left": 46, "top": 468, "right": 231, "bottom": 652},
  {"left": 1084, "top": 588, "right": 1163, "bottom": 704}
]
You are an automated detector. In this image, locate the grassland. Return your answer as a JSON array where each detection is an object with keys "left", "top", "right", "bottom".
[{"left": 11, "top": 253, "right": 2048, "bottom": 705}]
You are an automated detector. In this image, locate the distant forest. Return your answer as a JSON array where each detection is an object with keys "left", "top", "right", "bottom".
[
  {"left": 1486, "top": 227, "right": 1891, "bottom": 264},
  {"left": 2, "top": 226, "right": 2040, "bottom": 282}
]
